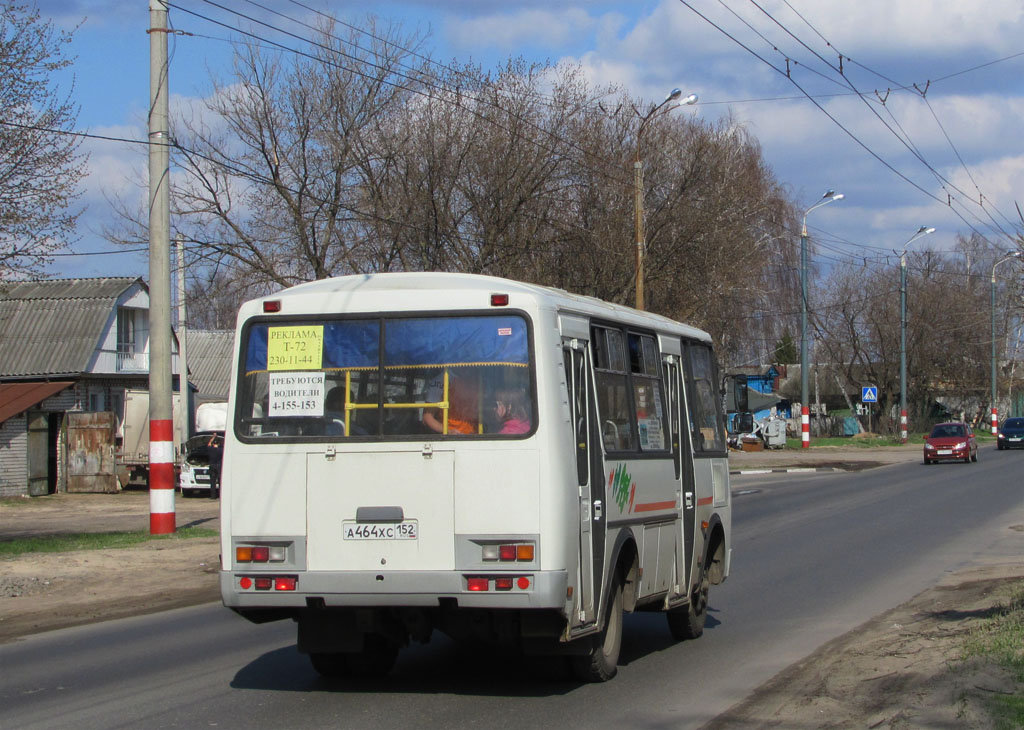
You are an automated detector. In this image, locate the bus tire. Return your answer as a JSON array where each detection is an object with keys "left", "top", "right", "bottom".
[
  {"left": 571, "top": 575, "right": 623, "bottom": 682},
  {"left": 345, "top": 633, "right": 398, "bottom": 677},
  {"left": 667, "top": 568, "right": 709, "bottom": 641},
  {"left": 309, "top": 652, "right": 349, "bottom": 677}
]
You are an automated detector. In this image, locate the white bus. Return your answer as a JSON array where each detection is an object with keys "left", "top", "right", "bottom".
[{"left": 221, "top": 273, "right": 731, "bottom": 682}]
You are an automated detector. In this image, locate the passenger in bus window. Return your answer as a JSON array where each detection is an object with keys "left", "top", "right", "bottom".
[
  {"left": 324, "top": 386, "right": 347, "bottom": 435},
  {"left": 492, "top": 388, "right": 531, "bottom": 434},
  {"left": 422, "top": 369, "right": 479, "bottom": 434}
]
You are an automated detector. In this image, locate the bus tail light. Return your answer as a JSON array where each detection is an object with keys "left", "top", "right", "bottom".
[
  {"left": 465, "top": 576, "right": 532, "bottom": 592},
  {"left": 236, "top": 544, "right": 288, "bottom": 563},
  {"left": 482, "top": 541, "right": 535, "bottom": 562},
  {"left": 238, "top": 575, "right": 297, "bottom": 591}
]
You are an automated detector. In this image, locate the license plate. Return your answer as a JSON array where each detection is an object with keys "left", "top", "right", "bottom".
[
  {"left": 342, "top": 521, "right": 418, "bottom": 540},
  {"left": 195, "top": 474, "right": 210, "bottom": 482},
  {"left": 937, "top": 449, "right": 952, "bottom": 455},
  {"left": 1010, "top": 437, "right": 1021, "bottom": 442}
]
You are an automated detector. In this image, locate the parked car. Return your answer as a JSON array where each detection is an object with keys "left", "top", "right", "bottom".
[
  {"left": 923, "top": 421, "right": 977, "bottom": 464},
  {"left": 178, "top": 402, "right": 227, "bottom": 498},
  {"left": 997, "top": 417, "right": 1024, "bottom": 450}
]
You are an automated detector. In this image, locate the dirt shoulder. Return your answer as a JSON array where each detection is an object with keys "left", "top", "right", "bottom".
[{"left": 0, "top": 490, "right": 221, "bottom": 642}]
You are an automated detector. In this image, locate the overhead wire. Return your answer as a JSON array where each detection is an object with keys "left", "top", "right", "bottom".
[{"left": 747, "top": 0, "right": 1019, "bottom": 242}]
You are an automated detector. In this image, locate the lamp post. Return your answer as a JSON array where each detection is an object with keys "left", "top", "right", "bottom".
[
  {"left": 898, "top": 226, "right": 935, "bottom": 443},
  {"left": 800, "top": 190, "right": 843, "bottom": 448},
  {"left": 634, "top": 88, "right": 698, "bottom": 311},
  {"left": 990, "top": 250, "right": 1023, "bottom": 434}
]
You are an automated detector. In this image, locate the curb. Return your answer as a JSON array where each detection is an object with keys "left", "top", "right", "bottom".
[{"left": 730, "top": 467, "right": 834, "bottom": 475}]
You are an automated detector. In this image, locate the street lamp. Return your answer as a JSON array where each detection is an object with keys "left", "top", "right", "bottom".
[
  {"left": 634, "top": 88, "right": 698, "bottom": 311},
  {"left": 898, "top": 226, "right": 935, "bottom": 444},
  {"left": 990, "top": 250, "right": 1023, "bottom": 434},
  {"left": 800, "top": 189, "right": 843, "bottom": 448}
]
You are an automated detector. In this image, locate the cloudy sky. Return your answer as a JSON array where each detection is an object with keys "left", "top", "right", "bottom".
[{"left": 39, "top": 0, "right": 1024, "bottom": 279}]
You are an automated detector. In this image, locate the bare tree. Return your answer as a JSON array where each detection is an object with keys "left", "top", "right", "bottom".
[{"left": 0, "top": 2, "right": 86, "bottom": 281}]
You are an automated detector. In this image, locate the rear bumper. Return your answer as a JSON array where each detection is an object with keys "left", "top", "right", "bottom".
[{"left": 221, "top": 569, "right": 569, "bottom": 610}]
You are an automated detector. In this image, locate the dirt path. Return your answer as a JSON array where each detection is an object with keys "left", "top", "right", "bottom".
[
  {"left": 2, "top": 489, "right": 1022, "bottom": 729},
  {"left": 1, "top": 491, "right": 221, "bottom": 640}
]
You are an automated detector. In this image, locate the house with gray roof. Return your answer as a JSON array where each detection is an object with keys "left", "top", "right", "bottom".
[
  {"left": 185, "top": 329, "right": 234, "bottom": 404},
  {"left": 0, "top": 277, "right": 182, "bottom": 496}
]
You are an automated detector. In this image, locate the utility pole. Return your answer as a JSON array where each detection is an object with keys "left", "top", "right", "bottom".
[{"left": 148, "top": 0, "right": 175, "bottom": 534}]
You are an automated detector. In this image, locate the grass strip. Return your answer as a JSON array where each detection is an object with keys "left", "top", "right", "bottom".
[
  {"left": 961, "top": 586, "right": 1024, "bottom": 729},
  {"left": 0, "top": 527, "right": 219, "bottom": 558}
]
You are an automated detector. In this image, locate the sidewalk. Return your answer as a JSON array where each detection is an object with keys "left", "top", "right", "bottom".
[{"left": 728, "top": 443, "right": 924, "bottom": 473}]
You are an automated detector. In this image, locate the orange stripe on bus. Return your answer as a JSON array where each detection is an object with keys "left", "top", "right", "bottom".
[
  {"left": 697, "top": 497, "right": 714, "bottom": 506},
  {"left": 634, "top": 500, "right": 677, "bottom": 512}
]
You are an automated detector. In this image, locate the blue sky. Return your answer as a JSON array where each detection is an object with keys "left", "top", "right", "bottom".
[{"left": 39, "top": 0, "right": 1024, "bottom": 279}]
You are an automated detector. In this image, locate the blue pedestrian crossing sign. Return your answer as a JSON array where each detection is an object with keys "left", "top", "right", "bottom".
[{"left": 861, "top": 386, "right": 878, "bottom": 403}]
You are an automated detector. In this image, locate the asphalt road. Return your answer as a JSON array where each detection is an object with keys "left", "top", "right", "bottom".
[{"left": 3, "top": 445, "right": 1022, "bottom": 730}]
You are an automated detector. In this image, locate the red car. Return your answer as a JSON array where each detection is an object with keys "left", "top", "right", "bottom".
[{"left": 923, "top": 421, "right": 978, "bottom": 464}]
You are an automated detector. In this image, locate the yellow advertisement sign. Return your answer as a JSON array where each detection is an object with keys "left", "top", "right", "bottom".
[{"left": 267, "top": 325, "right": 324, "bottom": 371}]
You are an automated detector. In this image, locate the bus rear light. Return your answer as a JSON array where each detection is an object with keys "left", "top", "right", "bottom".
[
  {"left": 517, "top": 576, "right": 531, "bottom": 590},
  {"left": 263, "top": 300, "right": 281, "bottom": 313},
  {"left": 236, "top": 545, "right": 287, "bottom": 563},
  {"left": 490, "top": 293, "right": 509, "bottom": 306},
  {"left": 274, "top": 577, "right": 297, "bottom": 591},
  {"left": 467, "top": 578, "right": 489, "bottom": 591},
  {"left": 484, "top": 542, "right": 536, "bottom": 562},
  {"left": 239, "top": 577, "right": 253, "bottom": 590},
  {"left": 494, "top": 577, "right": 514, "bottom": 591},
  {"left": 254, "top": 577, "right": 273, "bottom": 590}
]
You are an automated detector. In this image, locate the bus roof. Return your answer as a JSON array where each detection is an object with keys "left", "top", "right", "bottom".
[{"left": 242, "top": 272, "right": 712, "bottom": 343}]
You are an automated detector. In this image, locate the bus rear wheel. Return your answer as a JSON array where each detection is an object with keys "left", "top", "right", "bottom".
[
  {"left": 667, "top": 569, "right": 709, "bottom": 641},
  {"left": 571, "top": 576, "right": 623, "bottom": 682},
  {"left": 309, "top": 634, "right": 398, "bottom": 678}
]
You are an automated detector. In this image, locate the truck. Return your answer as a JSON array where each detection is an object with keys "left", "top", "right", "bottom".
[
  {"left": 116, "top": 388, "right": 186, "bottom": 487},
  {"left": 179, "top": 402, "right": 227, "bottom": 498}
]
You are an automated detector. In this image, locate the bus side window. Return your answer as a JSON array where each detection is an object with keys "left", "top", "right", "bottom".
[
  {"left": 591, "top": 326, "right": 636, "bottom": 452},
  {"left": 685, "top": 342, "right": 726, "bottom": 453},
  {"left": 563, "top": 345, "right": 589, "bottom": 487}
]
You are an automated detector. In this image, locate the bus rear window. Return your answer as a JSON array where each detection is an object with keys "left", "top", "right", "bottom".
[{"left": 236, "top": 314, "right": 533, "bottom": 440}]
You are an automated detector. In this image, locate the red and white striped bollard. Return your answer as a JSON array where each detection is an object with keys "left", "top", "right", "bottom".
[{"left": 149, "top": 418, "right": 176, "bottom": 534}]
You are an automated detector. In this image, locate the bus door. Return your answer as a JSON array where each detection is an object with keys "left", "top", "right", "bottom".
[
  {"left": 563, "top": 337, "right": 603, "bottom": 628},
  {"left": 665, "top": 354, "right": 697, "bottom": 597}
]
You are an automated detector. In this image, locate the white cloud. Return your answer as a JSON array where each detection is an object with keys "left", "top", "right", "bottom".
[{"left": 444, "top": 8, "right": 599, "bottom": 54}]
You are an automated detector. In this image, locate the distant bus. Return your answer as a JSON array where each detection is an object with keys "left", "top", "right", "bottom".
[{"left": 220, "top": 273, "right": 731, "bottom": 681}]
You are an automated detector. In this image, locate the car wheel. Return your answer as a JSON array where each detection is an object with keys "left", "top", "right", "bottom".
[{"left": 971, "top": 450, "right": 978, "bottom": 463}]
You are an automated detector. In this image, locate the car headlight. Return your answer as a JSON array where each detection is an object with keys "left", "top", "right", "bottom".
[
  {"left": 181, "top": 462, "right": 192, "bottom": 474},
  {"left": 998, "top": 433, "right": 1005, "bottom": 439},
  {"left": 954, "top": 441, "right": 967, "bottom": 449},
  {"left": 925, "top": 443, "right": 936, "bottom": 450}
]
